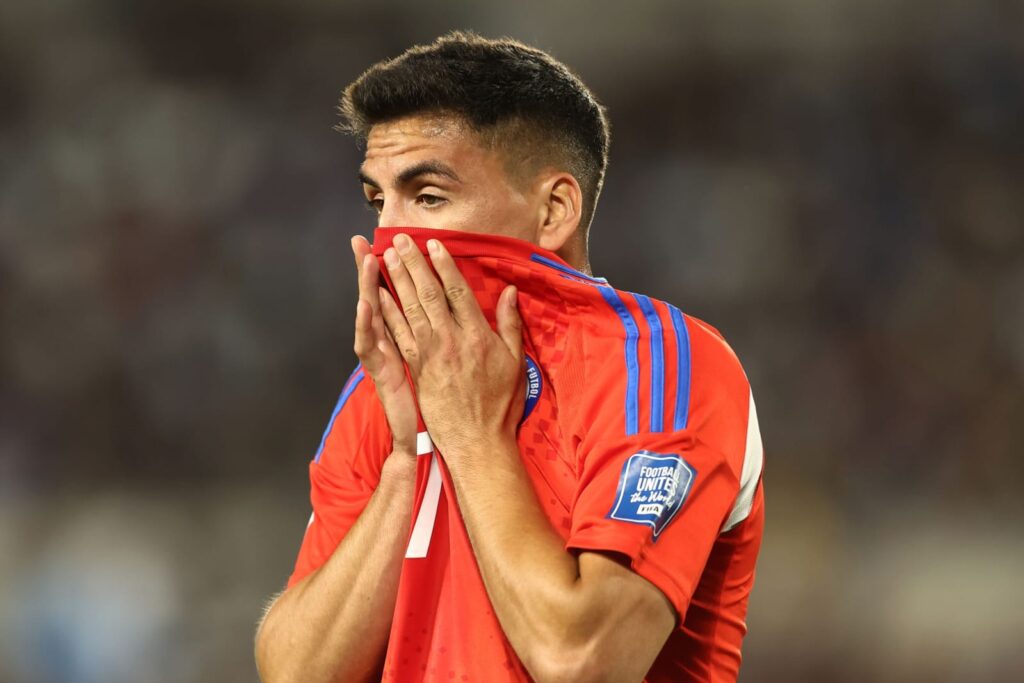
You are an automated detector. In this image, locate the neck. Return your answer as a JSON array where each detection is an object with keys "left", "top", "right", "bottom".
[{"left": 555, "top": 236, "right": 592, "bottom": 275}]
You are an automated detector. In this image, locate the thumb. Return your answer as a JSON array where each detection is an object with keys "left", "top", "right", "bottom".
[{"left": 496, "top": 285, "right": 523, "bottom": 360}]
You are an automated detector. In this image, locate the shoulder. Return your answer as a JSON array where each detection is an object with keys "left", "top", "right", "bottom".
[
  {"left": 314, "top": 364, "right": 367, "bottom": 462},
  {"left": 683, "top": 314, "right": 749, "bottom": 404},
  {"left": 312, "top": 364, "right": 390, "bottom": 477},
  {"left": 569, "top": 284, "right": 749, "bottom": 441}
]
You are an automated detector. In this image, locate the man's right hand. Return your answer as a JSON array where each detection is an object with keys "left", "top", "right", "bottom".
[{"left": 351, "top": 235, "right": 418, "bottom": 460}]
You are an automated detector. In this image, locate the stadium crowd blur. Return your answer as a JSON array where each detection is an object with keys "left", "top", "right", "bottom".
[{"left": 1, "top": 1, "right": 1021, "bottom": 681}]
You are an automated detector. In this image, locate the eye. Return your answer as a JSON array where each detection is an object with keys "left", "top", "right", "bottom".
[
  {"left": 365, "top": 197, "right": 384, "bottom": 214},
  {"left": 417, "top": 194, "right": 446, "bottom": 208}
]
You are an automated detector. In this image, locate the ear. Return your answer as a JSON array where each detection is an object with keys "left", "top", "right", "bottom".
[{"left": 535, "top": 172, "right": 583, "bottom": 253}]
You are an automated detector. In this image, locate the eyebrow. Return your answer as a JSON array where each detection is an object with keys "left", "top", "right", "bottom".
[{"left": 358, "top": 160, "right": 462, "bottom": 189}]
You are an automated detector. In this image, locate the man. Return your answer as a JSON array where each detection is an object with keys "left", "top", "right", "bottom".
[{"left": 255, "top": 32, "right": 764, "bottom": 683}]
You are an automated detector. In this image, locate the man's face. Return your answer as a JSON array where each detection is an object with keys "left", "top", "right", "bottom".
[{"left": 359, "top": 115, "right": 538, "bottom": 242}]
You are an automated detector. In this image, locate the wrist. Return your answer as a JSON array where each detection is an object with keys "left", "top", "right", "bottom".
[
  {"left": 381, "top": 451, "right": 418, "bottom": 484},
  {"left": 441, "top": 432, "right": 519, "bottom": 471}
]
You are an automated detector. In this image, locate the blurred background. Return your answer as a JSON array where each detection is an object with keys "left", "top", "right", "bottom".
[{"left": 1, "top": 0, "right": 1021, "bottom": 681}]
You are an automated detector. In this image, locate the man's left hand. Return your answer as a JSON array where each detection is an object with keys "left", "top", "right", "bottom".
[{"left": 377, "top": 233, "right": 525, "bottom": 460}]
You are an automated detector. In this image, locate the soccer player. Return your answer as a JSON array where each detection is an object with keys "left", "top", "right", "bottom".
[{"left": 255, "top": 32, "right": 764, "bottom": 683}]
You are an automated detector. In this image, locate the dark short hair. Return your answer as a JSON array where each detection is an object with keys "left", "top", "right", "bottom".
[{"left": 339, "top": 31, "right": 611, "bottom": 231}]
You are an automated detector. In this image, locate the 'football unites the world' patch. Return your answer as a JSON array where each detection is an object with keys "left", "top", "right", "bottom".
[{"left": 608, "top": 450, "right": 696, "bottom": 539}]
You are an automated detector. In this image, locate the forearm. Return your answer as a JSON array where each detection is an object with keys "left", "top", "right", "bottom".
[
  {"left": 255, "top": 455, "right": 417, "bottom": 683},
  {"left": 444, "top": 439, "right": 590, "bottom": 677}
]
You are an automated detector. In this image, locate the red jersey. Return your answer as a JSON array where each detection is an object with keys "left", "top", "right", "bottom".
[{"left": 288, "top": 227, "right": 765, "bottom": 682}]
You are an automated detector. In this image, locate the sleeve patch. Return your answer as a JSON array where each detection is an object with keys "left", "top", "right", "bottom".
[{"left": 607, "top": 451, "right": 696, "bottom": 539}]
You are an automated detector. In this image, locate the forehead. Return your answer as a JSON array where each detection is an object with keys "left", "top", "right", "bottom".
[{"left": 363, "top": 115, "right": 485, "bottom": 165}]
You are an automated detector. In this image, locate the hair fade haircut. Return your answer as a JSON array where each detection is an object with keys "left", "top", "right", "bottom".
[{"left": 338, "top": 31, "right": 611, "bottom": 231}]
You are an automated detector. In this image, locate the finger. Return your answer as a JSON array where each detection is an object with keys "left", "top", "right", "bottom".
[
  {"left": 369, "top": 287, "right": 389, "bottom": 338},
  {"left": 351, "top": 234, "right": 371, "bottom": 278},
  {"left": 359, "top": 253, "right": 382, "bottom": 314},
  {"left": 496, "top": 285, "right": 523, "bottom": 360},
  {"left": 352, "top": 233, "right": 380, "bottom": 315},
  {"left": 368, "top": 287, "right": 401, "bottom": 365},
  {"left": 354, "top": 299, "right": 383, "bottom": 373},
  {"left": 383, "top": 245, "right": 434, "bottom": 341},
  {"left": 377, "top": 318, "right": 409, "bottom": 373},
  {"left": 391, "top": 233, "right": 452, "bottom": 329},
  {"left": 427, "top": 238, "right": 487, "bottom": 329},
  {"left": 379, "top": 286, "right": 420, "bottom": 368}
]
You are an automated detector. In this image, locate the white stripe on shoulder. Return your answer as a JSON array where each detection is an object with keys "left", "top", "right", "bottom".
[{"left": 721, "top": 391, "right": 763, "bottom": 533}]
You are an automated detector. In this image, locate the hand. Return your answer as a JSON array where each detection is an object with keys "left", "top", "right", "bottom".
[
  {"left": 376, "top": 233, "right": 525, "bottom": 461},
  {"left": 351, "top": 235, "right": 418, "bottom": 459}
]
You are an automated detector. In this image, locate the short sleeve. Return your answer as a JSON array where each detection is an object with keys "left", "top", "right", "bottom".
[
  {"left": 287, "top": 365, "right": 392, "bottom": 588},
  {"left": 566, "top": 430, "right": 741, "bottom": 618},
  {"left": 564, "top": 301, "right": 755, "bottom": 619}
]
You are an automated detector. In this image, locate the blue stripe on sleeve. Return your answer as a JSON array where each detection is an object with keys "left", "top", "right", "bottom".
[
  {"left": 667, "top": 305, "right": 691, "bottom": 430},
  {"left": 598, "top": 287, "right": 640, "bottom": 436},
  {"left": 633, "top": 294, "right": 665, "bottom": 433},
  {"left": 313, "top": 364, "right": 366, "bottom": 463}
]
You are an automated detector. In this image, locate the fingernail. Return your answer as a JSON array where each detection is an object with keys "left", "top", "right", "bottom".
[
  {"left": 384, "top": 248, "right": 399, "bottom": 268},
  {"left": 508, "top": 286, "right": 518, "bottom": 309},
  {"left": 427, "top": 239, "right": 440, "bottom": 255},
  {"left": 394, "top": 234, "right": 412, "bottom": 254}
]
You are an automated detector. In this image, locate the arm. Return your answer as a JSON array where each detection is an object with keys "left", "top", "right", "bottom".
[
  {"left": 445, "top": 437, "right": 675, "bottom": 682},
  {"left": 255, "top": 237, "right": 421, "bottom": 683},
  {"left": 377, "top": 235, "right": 675, "bottom": 682},
  {"left": 255, "top": 454, "right": 416, "bottom": 683}
]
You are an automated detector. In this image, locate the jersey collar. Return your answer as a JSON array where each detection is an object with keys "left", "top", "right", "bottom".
[{"left": 369, "top": 227, "right": 606, "bottom": 284}]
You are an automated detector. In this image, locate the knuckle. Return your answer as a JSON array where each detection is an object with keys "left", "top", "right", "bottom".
[
  {"left": 403, "top": 301, "right": 425, "bottom": 320},
  {"left": 445, "top": 285, "right": 468, "bottom": 302},
  {"left": 419, "top": 285, "right": 442, "bottom": 304}
]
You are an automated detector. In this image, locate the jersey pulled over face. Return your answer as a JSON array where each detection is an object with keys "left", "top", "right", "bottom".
[{"left": 289, "top": 227, "right": 765, "bottom": 682}]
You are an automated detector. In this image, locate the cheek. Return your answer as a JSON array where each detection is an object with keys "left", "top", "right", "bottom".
[
  {"left": 432, "top": 183, "right": 537, "bottom": 238},
  {"left": 474, "top": 187, "right": 537, "bottom": 234},
  {"left": 428, "top": 195, "right": 494, "bottom": 232},
  {"left": 413, "top": 209, "right": 454, "bottom": 231}
]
